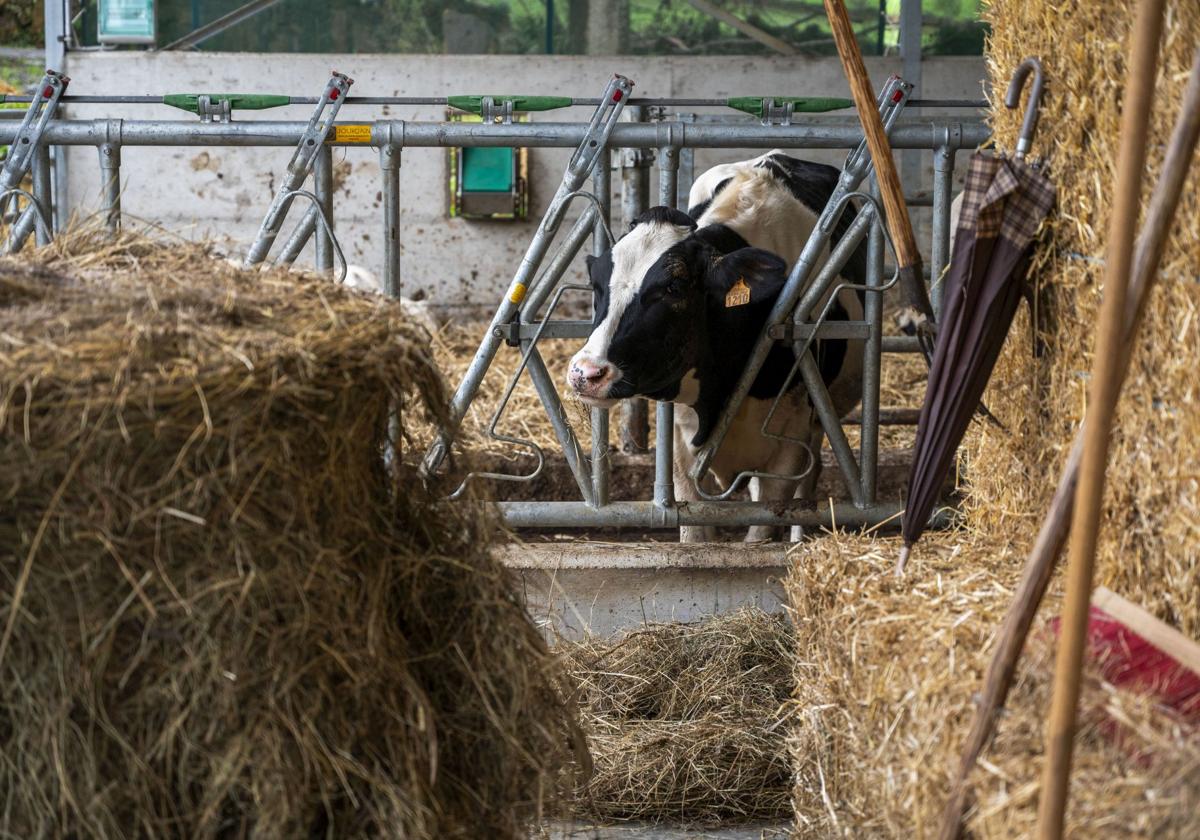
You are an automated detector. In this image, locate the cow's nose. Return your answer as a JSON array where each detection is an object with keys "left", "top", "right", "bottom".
[
  {"left": 568, "top": 357, "right": 614, "bottom": 393},
  {"left": 576, "top": 359, "right": 609, "bottom": 382}
]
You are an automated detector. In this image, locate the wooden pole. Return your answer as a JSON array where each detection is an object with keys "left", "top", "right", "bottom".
[
  {"left": 938, "top": 43, "right": 1200, "bottom": 840},
  {"left": 1035, "top": 1, "right": 1166, "bottom": 837},
  {"left": 823, "top": 0, "right": 934, "bottom": 330}
]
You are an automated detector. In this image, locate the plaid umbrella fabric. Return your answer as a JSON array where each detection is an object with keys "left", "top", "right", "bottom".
[{"left": 899, "top": 151, "right": 1056, "bottom": 571}]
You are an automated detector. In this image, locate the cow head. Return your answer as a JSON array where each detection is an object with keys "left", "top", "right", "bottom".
[{"left": 567, "top": 207, "right": 788, "bottom": 407}]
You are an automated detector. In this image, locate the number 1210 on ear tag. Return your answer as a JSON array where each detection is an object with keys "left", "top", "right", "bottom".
[{"left": 725, "top": 277, "right": 751, "bottom": 308}]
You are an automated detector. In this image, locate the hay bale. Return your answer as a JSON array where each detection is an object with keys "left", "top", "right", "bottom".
[
  {"left": 782, "top": 5, "right": 1200, "bottom": 833},
  {"left": 785, "top": 533, "right": 1200, "bottom": 838},
  {"left": 965, "top": 0, "right": 1200, "bottom": 633},
  {"left": 0, "top": 227, "right": 580, "bottom": 838},
  {"left": 559, "top": 609, "right": 794, "bottom": 825}
]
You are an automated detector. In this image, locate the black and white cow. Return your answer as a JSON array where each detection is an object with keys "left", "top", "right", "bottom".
[{"left": 566, "top": 151, "right": 866, "bottom": 541}]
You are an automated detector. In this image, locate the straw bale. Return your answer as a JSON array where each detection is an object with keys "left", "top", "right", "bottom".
[
  {"left": 0, "top": 226, "right": 581, "bottom": 838},
  {"left": 785, "top": 532, "right": 1200, "bottom": 838},
  {"left": 559, "top": 609, "right": 794, "bottom": 825},
  {"left": 965, "top": 0, "right": 1200, "bottom": 633}
]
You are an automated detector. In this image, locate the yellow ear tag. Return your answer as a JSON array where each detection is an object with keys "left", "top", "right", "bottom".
[{"left": 725, "top": 277, "right": 751, "bottom": 308}]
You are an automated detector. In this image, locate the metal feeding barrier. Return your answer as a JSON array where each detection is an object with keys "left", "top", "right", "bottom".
[
  {"left": 0, "top": 69, "right": 989, "bottom": 533},
  {"left": 0, "top": 69, "right": 68, "bottom": 254}
]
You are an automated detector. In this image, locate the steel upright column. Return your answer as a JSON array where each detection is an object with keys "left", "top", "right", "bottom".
[
  {"left": 860, "top": 179, "right": 885, "bottom": 504},
  {"left": 654, "top": 137, "right": 680, "bottom": 510},
  {"left": 899, "top": 0, "right": 923, "bottom": 196},
  {"left": 590, "top": 147, "right": 612, "bottom": 507},
  {"left": 44, "top": 0, "right": 68, "bottom": 231},
  {"left": 930, "top": 135, "right": 957, "bottom": 317},
  {"left": 32, "top": 145, "right": 53, "bottom": 246},
  {"left": 379, "top": 138, "right": 401, "bottom": 297},
  {"left": 98, "top": 147, "right": 121, "bottom": 234},
  {"left": 619, "top": 106, "right": 651, "bottom": 452},
  {"left": 313, "top": 144, "right": 335, "bottom": 274}
]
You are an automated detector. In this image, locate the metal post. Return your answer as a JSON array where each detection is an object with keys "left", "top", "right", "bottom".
[
  {"left": 931, "top": 138, "right": 957, "bottom": 318},
  {"left": 619, "top": 106, "right": 651, "bottom": 453},
  {"left": 521, "top": 211, "right": 597, "bottom": 317},
  {"left": 654, "top": 139, "right": 680, "bottom": 510},
  {"left": 654, "top": 401, "right": 675, "bottom": 508},
  {"left": 313, "top": 144, "right": 334, "bottom": 274},
  {"left": 860, "top": 178, "right": 885, "bottom": 505},
  {"left": 675, "top": 112, "right": 696, "bottom": 208},
  {"left": 591, "top": 145, "right": 611, "bottom": 253},
  {"left": 380, "top": 140, "right": 401, "bottom": 297},
  {"left": 590, "top": 146, "right": 612, "bottom": 507},
  {"left": 657, "top": 144, "right": 679, "bottom": 211},
  {"left": 32, "top": 144, "right": 52, "bottom": 246},
  {"left": 525, "top": 349, "right": 595, "bottom": 506},
  {"left": 44, "top": 0, "right": 68, "bottom": 231},
  {"left": 798, "top": 351, "right": 866, "bottom": 508},
  {"left": 620, "top": 107, "right": 650, "bottom": 227},
  {"left": 899, "top": 0, "right": 923, "bottom": 196},
  {"left": 98, "top": 143, "right": 121, "bottom": 234}
]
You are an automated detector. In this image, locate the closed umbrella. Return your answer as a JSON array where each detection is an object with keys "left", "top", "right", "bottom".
[{"left": 898, "top": 59, "right": 1056, "bottom": 574}]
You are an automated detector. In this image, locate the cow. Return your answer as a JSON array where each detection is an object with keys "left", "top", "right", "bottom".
[{"left": 566, "top": 151, "right": 867, "bottom": 542}]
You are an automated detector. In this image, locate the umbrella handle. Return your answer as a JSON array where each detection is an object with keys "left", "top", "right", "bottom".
[{"left": 1006, "top": 57, "right": 1047, "bottom": 162}]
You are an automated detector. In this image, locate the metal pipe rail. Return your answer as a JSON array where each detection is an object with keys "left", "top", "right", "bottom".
[
  {"left": 0, "top": 118, "right": 990, "bottom": 149},
  {"left": 1, "top": 94, "right": 987, "bottom": 110},
  {"left": 0, "top": 107, "right": 987, "bottom": 534}
]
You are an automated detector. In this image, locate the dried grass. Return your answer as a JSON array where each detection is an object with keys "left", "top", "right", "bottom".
[
  {"left": 0, "top": 224, "right": 581, "bottom": 838},
  {"left": 965, "top": 0, "right": 1200, "bottom": 632},
  {"left": 786, "top": 532, "right": 1200, "bottom": 839},
  {"left": 787, "top": 3, "right": 1200, "bottom": 834},
  {"left": 559, "top": 609, "right": 794, "bottom": 826}
]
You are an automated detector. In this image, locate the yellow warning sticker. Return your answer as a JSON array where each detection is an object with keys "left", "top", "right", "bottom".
[
  {"left": 508, "top": 283, "right": 527, "bottom": 304},
  {"left": 329, "top": 124, "right": 372, "bottom": 144},
  {"left": 725, "top": 277, "right": 751, "bottom": 308}
]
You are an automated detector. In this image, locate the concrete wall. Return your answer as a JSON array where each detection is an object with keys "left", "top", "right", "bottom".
[{"left": 60, "top": 52, "right": 986, "bottom": 316}]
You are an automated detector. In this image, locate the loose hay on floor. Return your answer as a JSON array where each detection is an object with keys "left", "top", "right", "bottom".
[
  {"left": 559, "top": 609, "right": 795, "bottom": 826},
  {"left": 786, "top": 533, "right": 1200, "bottom": 839},
  {"left": 0, "top": 227, "right": 581, "bottom": 839}
]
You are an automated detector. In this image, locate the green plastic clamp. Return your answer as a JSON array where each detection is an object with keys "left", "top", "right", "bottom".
[
  {"left": 726, "top": 96, "right": 853, "bottom": 118},
  {"left": 162, "top": 93, "right": 292, "bottom": 115},
  {"left": 447, "top": 95, "right": 574, "bottom": 115}
]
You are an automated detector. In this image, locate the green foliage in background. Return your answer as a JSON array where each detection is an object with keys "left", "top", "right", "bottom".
[
  {"left": 0, "top": 0, "right": 44, "bottom": 47},
  {"left": 59, "top": 0, "right": 984, "bottom": 57}
]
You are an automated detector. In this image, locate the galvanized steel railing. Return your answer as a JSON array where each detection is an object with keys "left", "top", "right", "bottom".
[{"left": 0, "top": 94, "right": 988, "bottom": 534}]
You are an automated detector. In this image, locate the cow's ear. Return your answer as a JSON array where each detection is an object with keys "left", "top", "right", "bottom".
[{"left": 702, "top": 247, "right": 788, "bottom": 308}]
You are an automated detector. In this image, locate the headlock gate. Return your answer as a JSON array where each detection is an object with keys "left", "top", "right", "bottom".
[{"left": 0, "top": 69, "right": 990, "bottom": 534}]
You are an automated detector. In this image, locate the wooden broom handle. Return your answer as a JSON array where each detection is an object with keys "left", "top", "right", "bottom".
[
  {"left": 1037, "top": 0, "right": 1166, "bottom": 835},
  {"left": 823, "top": 0, "right": 921, "bottom": 271}
]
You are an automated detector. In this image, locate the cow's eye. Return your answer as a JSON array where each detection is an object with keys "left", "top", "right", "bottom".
[{"left": 664, "top": 281, "right": 680, "bottom": 297}]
